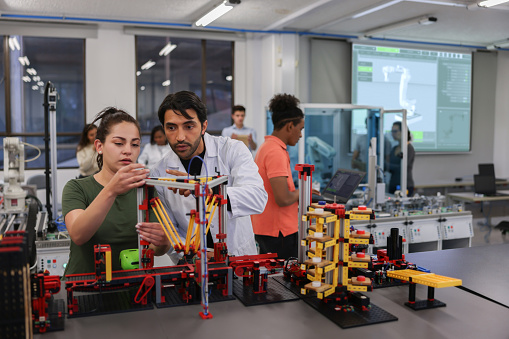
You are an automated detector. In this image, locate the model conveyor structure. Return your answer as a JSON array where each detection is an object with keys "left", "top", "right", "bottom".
[{"left": 296, "top": 164, "right": 376, "bottom": 307}]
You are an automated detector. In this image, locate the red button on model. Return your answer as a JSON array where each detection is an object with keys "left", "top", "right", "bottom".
[
  {"left": 356, "top": 230, "right": 365, "bottom": 234},
  {"left": 358, "top": 206, "right": 367, "bottom": 210},
  {"left": 357, "top": 275, "right": 366, "bottom": 281},
  {"left": 356, "top": 252, "right": 365, "bottom": 258}
]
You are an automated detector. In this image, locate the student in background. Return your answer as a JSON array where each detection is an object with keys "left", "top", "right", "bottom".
[
  {"left": 387, "top": 121, "right": 415, "bottom": 196},
  {"left": 221, "top": 105, "right": 257, "bottom": 151},
  {"left": 62, "top": 107, "right": 170, "bottom": 275},
  {"left": 76, "top": 123, "right": 99, "bottom": 178},
  {"left": 251, "top": 94, "right": 305, "bottom": 260},
  {"left": 138, "top": 125, "right": 171, "bottom": 169}
]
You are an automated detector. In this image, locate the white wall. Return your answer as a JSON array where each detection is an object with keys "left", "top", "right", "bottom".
[{"left": 85, "top": 27, "right": 136, "bottom": 121}]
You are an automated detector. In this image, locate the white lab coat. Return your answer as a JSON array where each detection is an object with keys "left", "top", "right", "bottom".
[
  {"left": 150, "top": 133, "right": 267, "bottom": 258},
  {"left": 137, "top": 143, "right": 172, "bottom": 169}
]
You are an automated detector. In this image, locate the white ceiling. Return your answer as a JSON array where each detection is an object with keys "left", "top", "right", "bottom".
[{"left": 1, "top": 0, "right": 509, "bottom": 48}]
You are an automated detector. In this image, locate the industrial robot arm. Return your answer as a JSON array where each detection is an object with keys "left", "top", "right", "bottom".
[
  {"left": 305, "top": 136, "right": 336, "bottom": 187},
  {"left": 3, "top": 137, "right": 27, "bottom": 211}
]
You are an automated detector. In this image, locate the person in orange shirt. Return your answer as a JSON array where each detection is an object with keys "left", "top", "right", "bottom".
[{"left": 251, "top": 93, "right": 305, "bottom": 259}]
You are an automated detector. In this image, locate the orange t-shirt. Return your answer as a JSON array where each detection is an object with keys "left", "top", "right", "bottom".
[{"left": 251, "top": 136, "right": 298, "bottom": 237}]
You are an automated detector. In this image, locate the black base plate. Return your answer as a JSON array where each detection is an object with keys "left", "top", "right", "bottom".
[
  {"left": 405, "top": 299, "right": 446, "bottom": 310},
  {"left": 155, "top": 286, "right": 235, "bottom": 308},
  {"left": 271, "top": 275, "right": 312, "bottom": 299},
  {"left": 304, "top": 297, "right": 398, "bottom": 329},
  {"left": 68, "top": 288, "right": 153, "bottom": 318},
  {"left": 47, "top": 298, "right": 65, "bottom": 331},
  {"left": 233, "top": 277, "right": 300, "bottom": 306},
  {"left": 273, "top": 275, "right": 398, "bottom": 328}
]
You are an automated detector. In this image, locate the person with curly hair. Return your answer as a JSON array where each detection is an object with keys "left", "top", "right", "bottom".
[{"left": 251, "top": 93, "right": 305, "bottom": 259}]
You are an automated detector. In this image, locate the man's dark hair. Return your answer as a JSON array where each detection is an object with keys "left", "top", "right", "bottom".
[
  {"left": 158, "top": 91, "right": 207, "bottom": 126},
  {"left": 232, "top": 105, "right": 246, "bottom": 114},
  {"left": 269, "top": 93, "right": 304, "bottom": 131}
]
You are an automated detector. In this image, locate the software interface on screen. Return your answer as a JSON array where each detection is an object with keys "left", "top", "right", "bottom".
[{"left": 352, "top": 44, "right": 472, "bottom": 152}]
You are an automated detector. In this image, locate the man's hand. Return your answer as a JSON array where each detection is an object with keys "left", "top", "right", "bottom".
[
  {"left": 166, "top": 169, "right": 192, "bottom": 197},
  {"left": 231, "top": 133, "right": 238, "bottom": 139}
]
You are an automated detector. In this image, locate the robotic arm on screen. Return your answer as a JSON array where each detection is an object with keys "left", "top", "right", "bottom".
[
  {"left": 305, "top": 136, "right": 336, "bottom": 188},
  {"left": 382, "top": 65, "right": 416, "bottom": 117}
]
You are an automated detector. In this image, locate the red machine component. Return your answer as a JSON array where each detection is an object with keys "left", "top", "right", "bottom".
[
  {"left": 31, "top": 272, "right": 61, "bottom": 333},
  {"left": 141, "top": 247, "right": 155, "bottom": 269},
  {"left": 214, "top": 242, "right": 227, "bottom": 262},
  {"left": 94, "top": 244, "right": 112, "bottom": 282},
  {"left": 229, "top": 253, "right": 285, "bottom": 293},
  {"left": 134, "top": 275, "right": 155, "bottom": 304}
]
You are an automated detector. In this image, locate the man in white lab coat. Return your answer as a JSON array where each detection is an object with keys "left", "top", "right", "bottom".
[{"left": 151, "top": 91, "right": 267, "bottom": 258}]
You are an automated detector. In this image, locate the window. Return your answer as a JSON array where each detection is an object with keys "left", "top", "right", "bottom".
[
  {"left": 136, "top": 36, "right": 233, "bottom": 138},
  {"left": 0, "top": 36, "right": 85, "bottom": 169}
]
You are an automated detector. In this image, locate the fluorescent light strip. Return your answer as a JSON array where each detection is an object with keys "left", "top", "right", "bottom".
[
  {"left": 18, "top": 56, "right": 30, "bottom": 66},
  {"left": 352, "top": 0, "right": 403, "bottom": 19},
  {"left": 159, "top": 43, "right": 177, "bottom": 56},
  {"left": 141, "top": 60, "right": 156, "bottom": 70},
  {"left": 479, "top": 0, "right": 509, "bottom": 7},
  {"left": 363, "top": 16, "right": 434, "bottom": 37},
  {"left": 406, "top": 0, "right": 466, "bottom": 7},
  {"left": 311, "top": 0, "right": 402, "bottom": 31},
  {"left": 196, "top": 1, "right": 233, "bottom": 27},
  {"left": 162, "top": 80, "right": 171, "bottom": 87},
  {"left": 8, "top": 37, "right": 20, "bottom": 51}
]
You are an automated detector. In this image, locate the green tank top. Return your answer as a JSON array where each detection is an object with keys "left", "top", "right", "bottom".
[{"left": 62, "top": 175, "right": 140, "bottom": 276}]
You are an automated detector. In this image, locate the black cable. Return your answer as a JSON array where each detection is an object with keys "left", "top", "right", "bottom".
[{"left": 26, "top": 194, "right": 43, "bottom": 212}]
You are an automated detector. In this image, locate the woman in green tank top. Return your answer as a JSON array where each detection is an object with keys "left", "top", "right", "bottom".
[{"left": 62, "top": 107, "right": 171, "bottom": 275}]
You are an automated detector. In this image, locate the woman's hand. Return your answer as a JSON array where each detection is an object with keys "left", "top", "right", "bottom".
[
  {"left": 136, "top": 222, "right": 171, "bottom": 256},
  {"left": 106, "top": 164, "right": 150, "bottom": 196},
  {"left": 136, "top": 222, "right": 169, "bottom": 247}
]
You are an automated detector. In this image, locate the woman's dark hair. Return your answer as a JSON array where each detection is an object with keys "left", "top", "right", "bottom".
[
  {"left": 76, "top": 123, "right": 97, "bottom": 152},
  {"left": 269, "top": 93, "right": 304, "bottom": 131},
  {"left": 150, "top": 125, "right": 167, "bottom": 145},
  {"left": 393, "top": 121, "right": 412, "bottom": 141},
  {"left": 92, "top": 107, "right": 140, "bottom": 170},
  {"left": 157, "top": 91, "right": 207, "bottom": 126}
]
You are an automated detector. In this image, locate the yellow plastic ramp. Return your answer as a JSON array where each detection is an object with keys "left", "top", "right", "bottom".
[{"left": 387, "top": 270, "right": 462, "bottom": 288}]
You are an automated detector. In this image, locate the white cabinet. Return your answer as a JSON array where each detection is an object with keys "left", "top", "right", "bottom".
[{"left": 349, "top": 211, "right": 473, "bottom": 254}]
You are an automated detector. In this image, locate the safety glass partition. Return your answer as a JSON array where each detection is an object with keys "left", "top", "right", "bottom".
[
  {"left": 380, "top": 109, "right": 408, "bottom": 197},
  {"left": 0, "top": 36, "right": 85, "bottom": 170},
  {"left": 136, "top": 36, "right": 233, "bottom": 135},
  {"left": 296, "top": 104, "right": 383, "bottom": 192}
]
